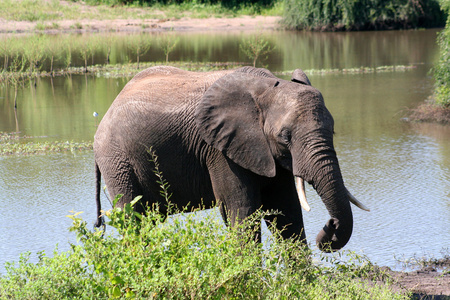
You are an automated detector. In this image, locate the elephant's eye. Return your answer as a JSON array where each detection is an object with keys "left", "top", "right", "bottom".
[{"left": 279, "top": 129, "right": 291, "bottom": 145}]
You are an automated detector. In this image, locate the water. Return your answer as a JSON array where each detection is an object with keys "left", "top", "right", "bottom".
[{"left": 1, "top": 29, "right": 449, "bottom": 271}]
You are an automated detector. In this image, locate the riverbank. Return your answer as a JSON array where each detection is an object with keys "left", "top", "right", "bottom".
[
  {"left": 0, "top": 0, "right": 281, "bottom": 34},
  {"left": 0, "top": 15, "right": 281, "bottom": 34},
  {"left": 406, "top": 101, "right": 450, "bottom": 125}
]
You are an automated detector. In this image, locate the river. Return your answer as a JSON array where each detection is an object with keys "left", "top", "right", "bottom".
[{"left": 0, "top": 29, "right": 449, "bottom": 271}]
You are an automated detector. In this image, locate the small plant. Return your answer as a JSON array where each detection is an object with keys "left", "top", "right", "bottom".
[
  {"left": 79, "top": 39, "right": 98, "bottom": 73},
  {"left": 23, "top": 35, "right": 46, "bottom": 77},
  {"left": 239, "top": 31, "right": 275, "bottom": 67},
  {"left": 127, "top": 34, "right": 152, "bottom": 69},
  {"left": 157, "top": 34, "right": 180, "bottom": 64}
]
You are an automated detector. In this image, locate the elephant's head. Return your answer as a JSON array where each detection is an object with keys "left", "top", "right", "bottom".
[{"left": 195, "top": 67, "right": 368, "bottom": 252}]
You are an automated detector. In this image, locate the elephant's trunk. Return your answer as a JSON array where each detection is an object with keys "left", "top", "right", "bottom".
[
  {"left": 294, "top": 140, "right": 353, "bottom": 252},
  {"left": 313, "top": 163, "right": 353, "bottom": 252}
]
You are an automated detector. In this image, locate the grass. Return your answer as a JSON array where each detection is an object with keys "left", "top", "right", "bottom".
[
  {"left": 0, "top": 132, "right": 93, "bottom": 156},
  {"left": 0, "top": 192, "right": 408, "bottom": 299},
  {"left": 275, "top": 65, "right": 417, "bottom": 76},
  {"left": 0, "top": 33, "right": 250, "bottom": 83},
  {"left": 0, "top": 0, "right": 283, "bottom": 24},
  {"left": 397, "top": 248, "right": 450, "bottom": 273}
]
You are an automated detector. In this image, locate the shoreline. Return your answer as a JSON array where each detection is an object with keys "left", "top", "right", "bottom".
[{"left": 0, "top": 16, "right": 282, "bottom": 34}]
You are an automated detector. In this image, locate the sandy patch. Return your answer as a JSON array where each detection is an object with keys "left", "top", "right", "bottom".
[{"left": 0, "top": 16, "right": 281, "bottom": 34}]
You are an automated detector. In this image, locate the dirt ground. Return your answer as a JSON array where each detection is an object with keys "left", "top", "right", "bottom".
[
  {"left": 0, "top": 15, "right": 281, "bottom": 34},
  {"left": 1, "top": 12, "right": 449, "bottom": 298},
  {"left": 387, "top": 268, "right": 450, "bottom": 299}
]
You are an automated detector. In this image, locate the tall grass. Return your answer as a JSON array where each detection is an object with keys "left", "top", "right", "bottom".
[
  {"left": 282, "top": 0, "right": 445, "bottom": 31},
  {"left": 0, "top": 33, "right": 250, "bottom": 83}
]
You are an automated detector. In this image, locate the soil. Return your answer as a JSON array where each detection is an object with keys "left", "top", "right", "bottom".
[
  {"left": 406, "top": 101, "right": 450, "bottom": 125},
  {"left": 0, "top": 15, "right": 281, "bottom": 34},
  {"left": 385, "top": 268, "right": 450, "bottom": 299},
  {"left": 1, "top": 5, "right": 449, "bottom": 297}
]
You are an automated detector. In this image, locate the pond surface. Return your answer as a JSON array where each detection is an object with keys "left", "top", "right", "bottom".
[{"left": 1, "top": 29, "right": 449, "bottom": 271}]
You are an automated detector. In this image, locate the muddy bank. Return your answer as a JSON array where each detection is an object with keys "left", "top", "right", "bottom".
[
  {"left": 388, "top": 269, "right": 450, "bottom": 298},
  {"left": 405, "top": 101, "right": 450, "bottom": 125}
]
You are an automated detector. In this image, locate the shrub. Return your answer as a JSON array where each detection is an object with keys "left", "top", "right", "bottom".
[
  {"left": 0, "top": 197, "right": 407, "bottom": 299},
  {"left": 282, "top": 0, "right": 445, "bottom": 31},
  {"left": 432, "top": 2, "right": 450, "bottom": 108}
]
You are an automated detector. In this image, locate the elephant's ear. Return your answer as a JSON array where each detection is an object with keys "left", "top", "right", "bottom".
[
  {"left": 195, "top": 71, "right": 276, "bottom": 178},
  {"left": 291, "top": 69, "right": 311, "bottom": 85}
]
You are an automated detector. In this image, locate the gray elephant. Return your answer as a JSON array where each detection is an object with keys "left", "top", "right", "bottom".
[{"left": 94, "top": 66, "right": 368, "bottom": 251}]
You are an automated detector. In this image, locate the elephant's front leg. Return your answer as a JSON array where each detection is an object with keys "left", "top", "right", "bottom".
[
  {"left": 261, "top": 168, "right": 307, "bottom": 243},
  {"left": 208, "top": 156, "right": 262, "bottom": 229}
]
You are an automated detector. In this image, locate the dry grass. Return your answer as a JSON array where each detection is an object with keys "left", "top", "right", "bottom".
[{"left": 407, "top": 99, "right": 450, "bottom": 125}]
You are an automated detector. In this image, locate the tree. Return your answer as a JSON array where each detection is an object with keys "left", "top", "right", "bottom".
[
  {"left": 128, "top": 35, "right": 152, "bottom": 69},
  {"left": 239, "top": 32, "right": 275, "bottom": 67},
  {"left": 158, "top": 34, "right": 179, "bottom": 63}
]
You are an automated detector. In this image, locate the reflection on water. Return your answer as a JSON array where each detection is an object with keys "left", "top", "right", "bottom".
[{"left": 1, "top": 29, "right": 449, "bottom": 271}]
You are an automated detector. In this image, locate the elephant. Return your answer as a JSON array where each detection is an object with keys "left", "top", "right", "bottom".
[{"left": 94, "top": 66, "right": 369, "bottom": 252}]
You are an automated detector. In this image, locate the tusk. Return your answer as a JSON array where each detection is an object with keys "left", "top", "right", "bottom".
[
  {"left": 295, "top": 177, "right": 311, "bottom": 211},
  {"left": 347, "top": 189, "right": 370, "bottom": 211}
]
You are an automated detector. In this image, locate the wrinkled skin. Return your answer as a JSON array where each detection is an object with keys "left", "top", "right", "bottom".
[{"left": 94, "top": 66, "right": 354, "bottom": 251}]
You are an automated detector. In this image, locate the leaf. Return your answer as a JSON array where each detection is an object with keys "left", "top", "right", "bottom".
[
  {"left": 113, "top": 194, "right": 123, "bottom": 207},
  {"left": 111, "top": 275, "right": 125, "bottom": 285},
  {"left": 130, "top": 195, "right": 142, "bottom": 206},
  {"left": 110, "top": 286, "right": 121, "bottom": 298}
]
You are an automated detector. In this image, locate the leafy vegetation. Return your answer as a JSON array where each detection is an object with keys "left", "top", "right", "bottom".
[
  {"left": 239, "top": 31, "right": 275, "bottom": 67},
  {"left": 0, "top": 195, "right": 407, "bottom": 299},
  {"left": 76, "top": 0, "right": 276, "bottom": 10},
  {"left": 406, "top": 1, "right": 450, "bottom": 124},
  {"left": 282, "top": 0, "right": 445, "bottom": 31},
  {"left": 432, "top": 1, "right": 450, "bottom": 108}
]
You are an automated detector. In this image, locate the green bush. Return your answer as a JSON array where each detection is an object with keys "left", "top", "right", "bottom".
[
  {"left": 76, "top": 0, "right": 276, "bottom": 9},
  {"left": 0, "top": 196, "right": 407, "bottom": 299},
  {"left": 282, "top": 0, "right": 445, "bottom": 31},
  {"left": 432, "top": 1, "right": 450, "bottom": 108}
]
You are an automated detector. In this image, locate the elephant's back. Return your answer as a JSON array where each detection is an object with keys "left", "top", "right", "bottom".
[
  {"left": 95, "top": 66, "right": 231, "bottom": 153},
  {"left": 111, "top": 66, "right": 233, "bottom": 109}
]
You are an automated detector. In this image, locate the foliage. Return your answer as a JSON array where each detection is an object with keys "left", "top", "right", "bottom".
[
  {"left": 0, "top": 202, "right": 407, "bottom": 299},
  {"left": 127, "top": 35, "right": 152, "bottom": 69},
  {"left": 157, "top": 34, "right": 180, "bottom": 63},
  {"left": 282, "top": 0, "right": 445, "bottom": 31},
  {"left": 432, "top": 2, "right": 450, "bottom": 108},
  {"left": 239, "top": 31, "right": 275, "bottom": 67},
  {"left": 76, "top": 0, "right": 276, "bottom": 9}
]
